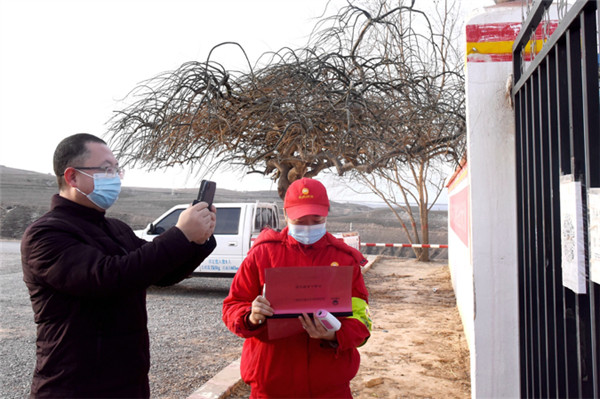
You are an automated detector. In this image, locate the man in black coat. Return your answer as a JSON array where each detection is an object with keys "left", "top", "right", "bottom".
[{"left": 21, "top": 133, "right": 217, "bottom": 398}]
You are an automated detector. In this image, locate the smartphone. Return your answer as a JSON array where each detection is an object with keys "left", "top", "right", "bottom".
[{"left": 193, "top": 180, "right": 216, "bottom": 207}]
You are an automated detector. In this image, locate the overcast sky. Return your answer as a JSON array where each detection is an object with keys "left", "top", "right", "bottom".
[{"left": 0, "top": 0, "right": 493, "bottom": 201}]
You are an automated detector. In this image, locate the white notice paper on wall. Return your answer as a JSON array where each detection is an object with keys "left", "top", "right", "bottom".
[
  {"left": 588, "top": 188, "right": 600, "bottom": 285},
  {"left": 559, "top": 175, "right": 586, "bottom": 294}
]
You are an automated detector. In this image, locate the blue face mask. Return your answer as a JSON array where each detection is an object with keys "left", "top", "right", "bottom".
[
  {"left": 76, "top": 170, "right": 121, "bottom": 210},
  {"left": 288, "top": 223, "right": 327, "bottom": 245}
]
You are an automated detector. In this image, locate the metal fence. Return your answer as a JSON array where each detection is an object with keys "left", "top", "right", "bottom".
[{"left": 512, "top": 0, "right": 599, "bottom": 397}]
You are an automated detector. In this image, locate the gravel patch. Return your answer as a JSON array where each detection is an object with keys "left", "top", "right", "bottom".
[
  {"left": 1, "top": 241, "right": 244, "bottom": 399},
  {"left": 0, "top": 242, "right": 36, "bottom": 399},
  {"left": 147, "top": 278, "right": 244, "bottom": 398}
]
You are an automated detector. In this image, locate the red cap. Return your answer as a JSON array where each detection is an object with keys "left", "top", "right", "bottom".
[{"left": 284, "top": 178, "right": 330, "bottom": 219}]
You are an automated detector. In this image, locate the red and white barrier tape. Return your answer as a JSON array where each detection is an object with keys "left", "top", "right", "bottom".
[
  {"left": 360, "top": 243, "right": 448, "bottom": 248},
  {"left": 255, "top": 236, "right": 448, "bottom": 249}
]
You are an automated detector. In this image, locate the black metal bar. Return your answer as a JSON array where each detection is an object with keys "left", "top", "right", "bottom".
[
  {"left": 523, "top": 78, "right": 534, "bottom": 398},
  {"left": 553, "top": 35, "right": 572, "bottom": 398},
  {"left": 537, "top": 57, "right": 557, "bottom": 398},
  {"left": 547, "top": 45, "right": 568, "bottom": 399},
  {"left": 561, "top": 27, "right": 582, "bottom": 399},
  {"left": 526, "top": 79, "right": 541, "bottom": 397},
  {"left": 516, "top": 89, "right": 530, "bottom": 397},
  {"left": 533, "top": 67, "right": 550, "bottom": 398},
  {"left": 580, "top": 5, "right": 600, "bottom": 396},
  {"left": 567, "top": 18, "right": 595, "bottom": 398}
]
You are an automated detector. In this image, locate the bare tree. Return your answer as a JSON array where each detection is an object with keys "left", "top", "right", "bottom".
[
  {"left": 106, "top": 1, "right": 465, "bottom": 261},
  {"left": 108, "top": 44, "right": 403, "bottom": 198},
  {"left": 310, "top": 0, "right": 465, "bottom": 260}
]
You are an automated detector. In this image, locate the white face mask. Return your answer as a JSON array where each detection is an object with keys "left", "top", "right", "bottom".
[{"left": 288, "top": 223, "right": 326, "bottom": 245}]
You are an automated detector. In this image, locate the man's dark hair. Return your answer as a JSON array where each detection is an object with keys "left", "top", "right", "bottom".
[{"left": 53, "top": 133, "right": 106, "bottom": 188}]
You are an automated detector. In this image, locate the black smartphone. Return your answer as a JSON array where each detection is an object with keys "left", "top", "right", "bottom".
[{"left": 193, "top": 180, "right": 216, "bottom": 207}]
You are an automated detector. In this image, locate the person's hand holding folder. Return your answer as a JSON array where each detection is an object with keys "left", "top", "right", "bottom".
[
  {"left": 299, "top": 313, "right": 336, "bottom": 341},
  {"left": 248, "top": 292, "right": 337, "bottom": 340},
  {"left": 248, "top": 293, "right": 273, "bottom": 326}
]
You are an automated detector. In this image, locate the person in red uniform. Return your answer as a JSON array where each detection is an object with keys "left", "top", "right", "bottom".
[{"left": 222, "top": 177, "right": 372, "bottom": 398}]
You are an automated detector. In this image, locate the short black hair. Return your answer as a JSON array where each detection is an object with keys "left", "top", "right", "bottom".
[{"left": 53, "top": 133, "right": 106, "bottom": 187}]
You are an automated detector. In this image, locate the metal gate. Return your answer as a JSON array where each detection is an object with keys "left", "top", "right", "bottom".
[{"left": 512, "top": 0, "right": 599, "bottom": 397}]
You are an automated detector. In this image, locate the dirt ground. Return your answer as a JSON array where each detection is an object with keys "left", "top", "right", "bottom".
[
  {"left": 351, "top": 256, "right": 470, "bottom": 398},
  {"left": 228, "top": 256, "right": 470, "bottom": 398}
]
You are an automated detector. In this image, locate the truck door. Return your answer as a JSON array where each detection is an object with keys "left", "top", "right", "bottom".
[{"left": 197, "top": 206, "right": 244, "bottom": 274}]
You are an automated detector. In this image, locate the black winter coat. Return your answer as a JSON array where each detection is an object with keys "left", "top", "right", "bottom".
[{"left": 21, "top": 195, "right": 216, "bottom": 398}]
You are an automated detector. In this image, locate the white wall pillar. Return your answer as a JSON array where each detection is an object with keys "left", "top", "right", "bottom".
[{"left": 464, "top": 2, "right": 523, "bottom": 397}]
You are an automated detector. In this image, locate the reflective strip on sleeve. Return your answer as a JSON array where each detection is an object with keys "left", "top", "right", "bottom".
[{"left": 348, "top": 297, "right": 372, "bottom": 332}]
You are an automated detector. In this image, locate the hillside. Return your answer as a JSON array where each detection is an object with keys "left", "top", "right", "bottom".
[{"left": 0, "top": 166, "right": 448, "bottom": 258}]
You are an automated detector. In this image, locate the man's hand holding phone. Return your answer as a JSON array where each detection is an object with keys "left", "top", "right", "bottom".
[
  {"left": 193, "top": 180, "right": 216, "bottom": 210},
  {"left": 176, "top": 180, "right": 217, "bottom": 244}
]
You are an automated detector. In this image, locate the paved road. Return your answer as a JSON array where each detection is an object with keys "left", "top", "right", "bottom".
[
  {"left": 0, "top": 240, "right": 242, "bottom": 399},
  {"left": 0, "top": 240, "right": 34, "bottom": 398}
]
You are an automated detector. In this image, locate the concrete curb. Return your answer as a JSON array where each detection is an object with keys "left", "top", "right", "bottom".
[
  {"left": 187, "top": 359, "right": 243, "bottom": 399},
  {"left": 187, "top": 255, "right": 380, "bottom": 399}
]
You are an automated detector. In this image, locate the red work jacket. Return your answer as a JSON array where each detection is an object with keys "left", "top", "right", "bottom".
[{"left": 222, "top": 227, "right": 371, "bottom": 398}]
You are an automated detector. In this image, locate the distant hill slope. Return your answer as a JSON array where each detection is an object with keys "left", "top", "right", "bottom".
[
  {"left": 0, "top": 165, "right": 286, "bottom": 236},
  {"left": 0, "top": 166, "right": 448, "bottom": 258}
]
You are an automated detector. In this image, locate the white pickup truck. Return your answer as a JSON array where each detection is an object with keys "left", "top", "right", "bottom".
[
  {"left": 135, "top": 202, "right": 281, "bottom": 277},
  {"left": 135, "top": 201, "right": 361, "bottom": 277}
]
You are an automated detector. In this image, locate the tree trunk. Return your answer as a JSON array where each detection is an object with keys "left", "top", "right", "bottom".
[{"left": 417, "top": 184, "right": 430, "bottom": 262}]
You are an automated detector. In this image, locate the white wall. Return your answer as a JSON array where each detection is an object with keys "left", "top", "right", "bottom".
[
  {"left": 447, "top": 165, "right": 474, "bottom": 349},
  {"left": 460, "top": 2, "right": 526, "bottom": 397}
]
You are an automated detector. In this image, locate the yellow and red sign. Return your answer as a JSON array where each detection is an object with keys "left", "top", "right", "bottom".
[{"left": 466, "top": 21, "right": 558, "bottom": 63}]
